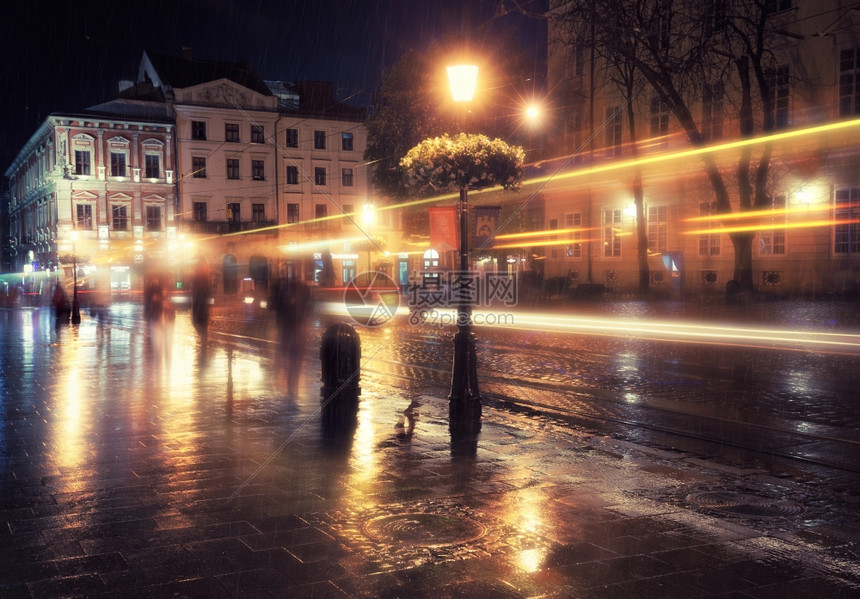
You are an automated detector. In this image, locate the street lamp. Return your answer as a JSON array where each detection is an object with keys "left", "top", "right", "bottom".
[
  {"left": 362, "top": 202, "right": 375, "bottom": 282},
  {"left": 70, "top": 230, "right": 81, "bottom": 324},
  {"left": 447, "top": 64, "right": 481, "bottom": 421}
]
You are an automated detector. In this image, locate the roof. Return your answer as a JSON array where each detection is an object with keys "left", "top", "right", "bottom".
[{"left": 141, "top": 52, "right": 273, "bottom": 97}]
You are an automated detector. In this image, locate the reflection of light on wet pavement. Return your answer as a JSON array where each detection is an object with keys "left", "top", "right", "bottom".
[
  {"left": 347, "top": 396, "right": 380, "bottom": 503},
  {"left": 516, "top": 547, "right": 546, "bottom": 573}
]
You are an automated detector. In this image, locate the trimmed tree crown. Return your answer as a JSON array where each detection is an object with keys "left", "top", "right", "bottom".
[{"left": 400, "top": 133, "right": 524, "bottom": 196}]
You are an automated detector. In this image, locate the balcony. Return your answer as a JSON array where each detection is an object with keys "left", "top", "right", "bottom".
[{"left": 185, "top": 220, "right": 277, "bottom": 235}]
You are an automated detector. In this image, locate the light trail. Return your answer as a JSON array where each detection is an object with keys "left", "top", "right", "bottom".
[{"left": 317, "top": 301, "right": 860, "bottom": 353}]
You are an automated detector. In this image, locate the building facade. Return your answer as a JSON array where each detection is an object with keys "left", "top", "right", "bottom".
[
  {"left": 4, "top": 105, "right": 176, "bottom": 297},
  {"left": 519, "top": 0, "right": 860, "bottom": 298},
  {"left": 4, "top": 51, "right": 382, "bottom": 301}
]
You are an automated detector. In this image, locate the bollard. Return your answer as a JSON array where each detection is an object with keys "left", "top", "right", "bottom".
[{"left": 320, "top": 322, "right": 361, "bottom": 425}]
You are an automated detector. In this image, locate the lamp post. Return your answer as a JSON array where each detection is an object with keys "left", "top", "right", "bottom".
[
  {"left": 447, "top": 64, "right": 481, "bottom": 421},
  {"left": 70, "top": 230, "right": 81, "bottom": 324}
]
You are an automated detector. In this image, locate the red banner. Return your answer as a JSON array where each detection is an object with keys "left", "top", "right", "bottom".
[{"left": 429, "top": 206, "right": 458, "bottom": 251}]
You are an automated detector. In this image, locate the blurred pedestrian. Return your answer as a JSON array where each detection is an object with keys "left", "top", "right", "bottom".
[
  {"left": 270, "top": 274, "right": 313, "bottom": 396},
  {"left": 190, "top": 259, "right": 212, "bottom": 335},
  {"left": 143, "top": 277, "right": 163, "bottom": 324},
  {"left": 51, "top": 281, "right": 70, "bottom": 323}
]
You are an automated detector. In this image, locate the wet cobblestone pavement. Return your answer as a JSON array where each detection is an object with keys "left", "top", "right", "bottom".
[{"left": 1, "top": 304, "right": 859, "bottom": 598}]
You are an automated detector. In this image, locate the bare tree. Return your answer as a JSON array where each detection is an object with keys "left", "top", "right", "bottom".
[{"left": 551, "top": 0, "right": 786, "bottom": 294}]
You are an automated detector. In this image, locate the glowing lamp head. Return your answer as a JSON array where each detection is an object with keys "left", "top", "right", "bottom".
[{"left": 447, "top": 65, "right": 478, "bottom": 102}]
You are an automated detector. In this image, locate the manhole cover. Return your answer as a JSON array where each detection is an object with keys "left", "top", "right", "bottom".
[
  {"left": 362, "top": 513, "right": 487, "bottom": 547},
  {"left": 688, "top": 491, "right": 804, "bottom": 518}
]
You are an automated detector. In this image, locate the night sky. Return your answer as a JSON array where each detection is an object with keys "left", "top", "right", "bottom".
[{"left": 1, "top": 0, "right": 547, "bottom": 178}]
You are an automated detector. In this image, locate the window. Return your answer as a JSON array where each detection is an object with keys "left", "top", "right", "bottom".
[
  {"left": 252, "top": 203, "right": 265, "bottom": 222},
  {"left": 647, "top": 205, "right": 668, "bottom": 253},
  {"left": 565, "top": 213, "right": 582, "bottom": 258},
  {"left": 698, "top": 202, "right": 720, "bottom": 256},
  {"left": 252, "top": 160, "right": 265, "bottom": 180},
  {"left": 225, "top": 123, "right": 240, "bottom": 142},
  {"left": 251, "top": 125, "right": 265, "bottom": 144},
  {"left": 192, "top": 121, "right": 207, "bottom": 140},
  {"left": 112, "top": 205, "right": 128, "bottom": 231},
  {"left": 286, "top": 165, "right": 299, "bottom": 185},
  {"left": 605, "top": 106, "right": 622, "bottom": 157},
  {"left": 145, "top": 205, "right": 162, "bottom": 231},
  {"left": 603, "top": 209, "right": 622, "bottom": 257},
  {"left": 839, "top": 48, "right": 860, "bottom": 117},
  {"left": 315, "top": 204, "right": 327, "bottom": 220},
  {"left": 74, "top": 150, "right": 91, "bottom": 176},
  {"left": 227, "top": 202, "right": 240, "bottom": 223},
  {"left": 145, "top": 154, "right": 160, "bottom": 179},
  {"left": 342, "top": 132, "right": 354, "bottom": 151},
  {"left": 110, "top": 151, "right": 127, "bottom": 177},
  {"left": 342, "top": 168, "right": 354, "bottom": 187},
  {"left": 192, "top": 156, "right": 207, "bottom": 178},
  {"left": 314, "top": 130, "right": 326, "bottom": 149},
  {"left": 286, "top": 128, "right": 298, "bottom": 147},
  {"left": 226, "top": 159, "right": 240, "bottom": 180},
  {"left": 760, "top": 194, "right": 786, "bottom": 255},
  {"left": 76, "top": 204, "right": 93, "bottom": 229},
  {"left": 287, "top": 203, "right": 300, "bottom": 223},
  {"left": 314, "top": 167, "right": 327, "bottom": 186},
  {"left": 650, "top": 97, "right": 669, "bottom": 147},
  {"left": 834, "top": 188, "right": 860, "bottom": 255},
  {"left": 193, "top": 202, "right": 207, "bottom": 222},
  {"left": 549, "top": 218, "right": 559, "bottom": 259},
  {"left": 766, "top": 66, "right": 790, "bottom": 129},
  {"left": 702, "top": 82, "right": 723, "bottom": 142}
]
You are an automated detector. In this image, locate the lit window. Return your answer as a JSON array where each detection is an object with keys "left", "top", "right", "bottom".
[{"left": 647, "top": 205, "right": 668, "bottom": 253}]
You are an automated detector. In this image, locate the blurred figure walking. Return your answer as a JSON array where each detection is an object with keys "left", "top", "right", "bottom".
[
  {"left": 270, "top": 273, "right": 313, "bottom": 396},
  {"left": 190, "top": 258, "right": 212, "bottom": 335}
]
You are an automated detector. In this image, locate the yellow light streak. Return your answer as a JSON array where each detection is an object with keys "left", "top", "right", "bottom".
[
  {"left": 683, "top": 204, "right": 831, "bottom": 223},
  {"left": 493, "top": 237, "right": 600, "bottom": 249},
  {"left": 495, "top": 226, "right": 593, "bottom": 240},
  {"left": 683, "top": 218, "right": 860, "bottom": 235},
  {"left": 277, "top": 236, "right": 369, "bottom": 252},
  {"left": 520, "top": 117, "right": 860, "bottom": 188}
]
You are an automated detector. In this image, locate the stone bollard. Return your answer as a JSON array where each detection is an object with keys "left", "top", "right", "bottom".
[{"left": 320, "top": 322, "right": 361, "bottom": 427}]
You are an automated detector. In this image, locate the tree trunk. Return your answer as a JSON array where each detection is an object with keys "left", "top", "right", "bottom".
[{"left": 729, "top": 231, "right": 756, "bottom": 292}]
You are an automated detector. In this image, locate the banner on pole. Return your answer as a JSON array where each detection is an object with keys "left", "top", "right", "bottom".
[
  {"left": 473, "top": 206, "right": 501, "bottom": 249},
  {"left": 429, "top": 206, "right": 458, "bottom": 251}
]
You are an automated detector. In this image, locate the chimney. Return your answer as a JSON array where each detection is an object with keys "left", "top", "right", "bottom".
[{"left": 181, "top": 46, "right": 192, "bottom": 60}]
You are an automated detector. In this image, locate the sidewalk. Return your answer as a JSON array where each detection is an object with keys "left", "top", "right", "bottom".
[{"left": 0, "top": 306, "right": 858, "bottom": 598}]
